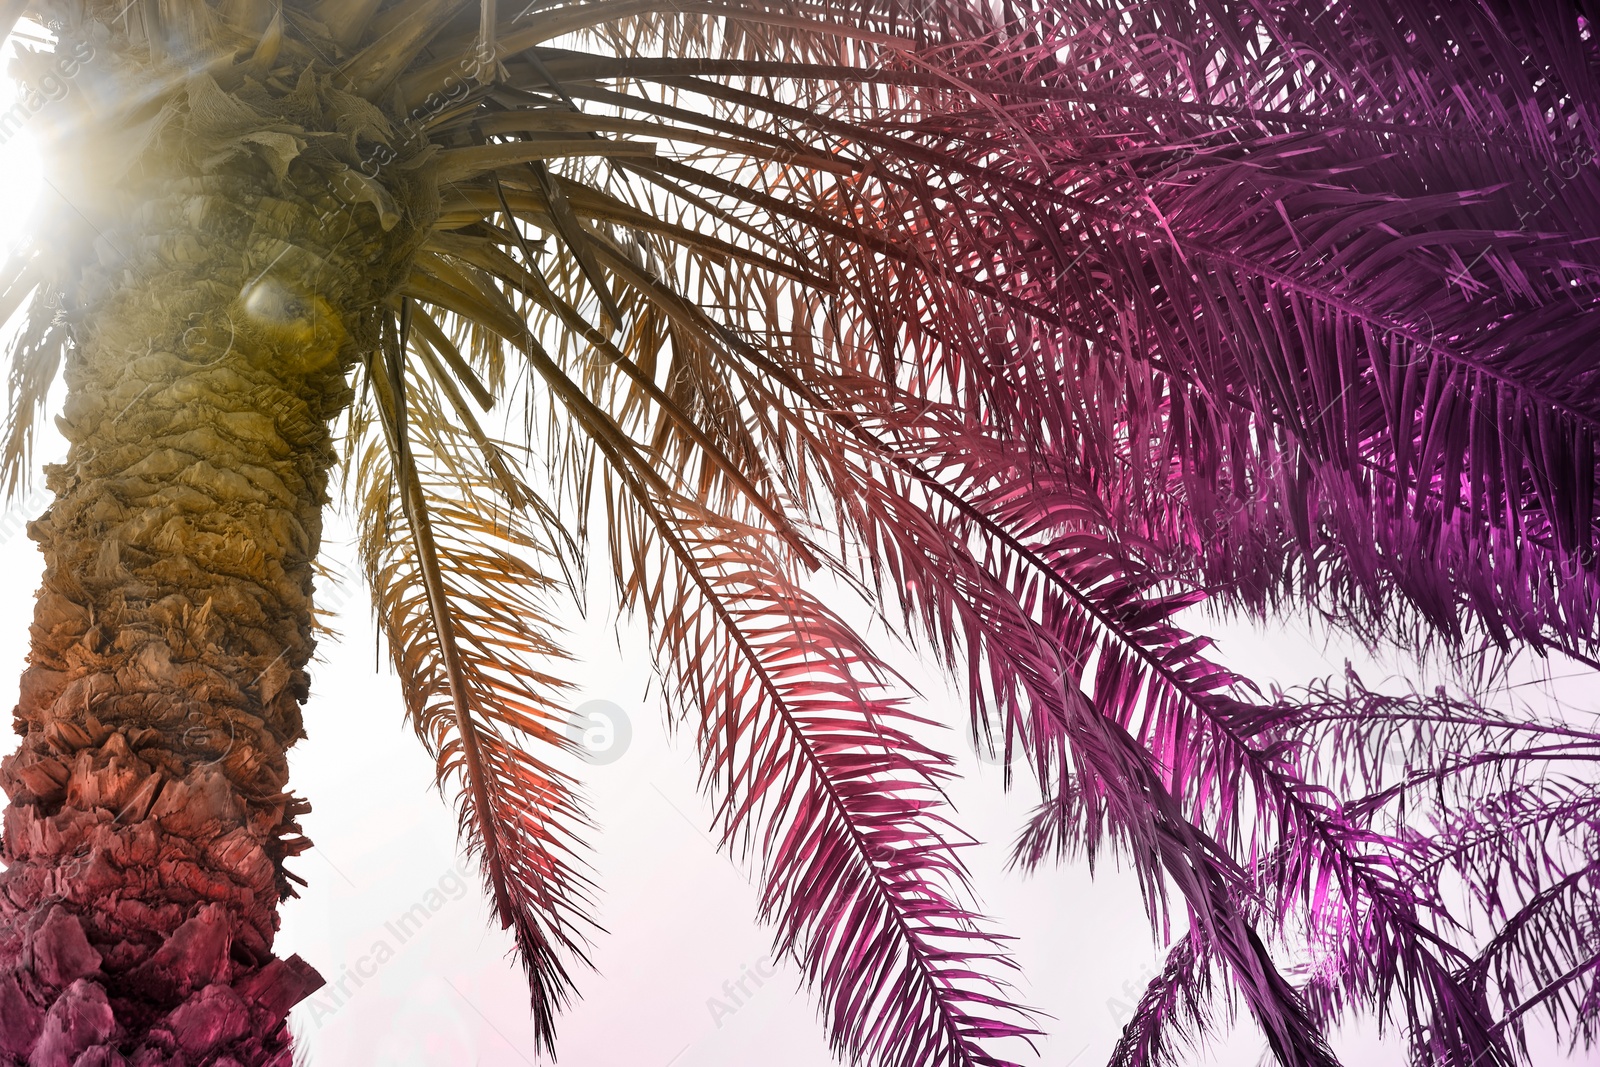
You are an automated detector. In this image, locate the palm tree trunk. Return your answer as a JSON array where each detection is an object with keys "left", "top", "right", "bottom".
[{"left": 0, "top": 79, "right": 420, "bottom": 1061}]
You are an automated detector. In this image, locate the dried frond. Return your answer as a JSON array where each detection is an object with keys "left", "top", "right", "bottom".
[{"left": 350, "top": 337, "right": 597, "bottom": 1052}]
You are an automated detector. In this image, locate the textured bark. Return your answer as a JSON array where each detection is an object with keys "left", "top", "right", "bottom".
[{"left": 0, "top": 27, "right": 431, "bottom": 1065}]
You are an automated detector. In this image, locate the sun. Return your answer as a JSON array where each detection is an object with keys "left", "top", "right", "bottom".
[{"left": 0, "top": 23, "right": 49, "bottom": 258}]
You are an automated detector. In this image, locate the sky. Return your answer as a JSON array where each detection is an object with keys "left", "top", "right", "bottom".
[{"left": 0, "top": 28, "right": 1594, "bottom": 1067}]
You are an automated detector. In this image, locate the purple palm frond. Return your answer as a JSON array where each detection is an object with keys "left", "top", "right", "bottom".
[
  {"left": 837, "top": 0, "right": 1600, "bottom": 665},
  {"left": 1267, "top": 675, "right": 1600, "bottom": 824},
  {"left": 1421, "top": 778, "right": 1600, "bottom": 922},
  {"left": 795, "top": 401, "right": 1507, "bottom": 1065},
  {"left": 1247, "top": 674, "right": 1600, "bottom": 1058},
  {"left": 610, "top": 475, "right": 1040, "bottom": 1067},
  {"left": 1464, "top": 860, "right": 1600, "bottom": 1052},
  {"left": 1106, "top": 935, "right": 1222, "bottom": 1067}
]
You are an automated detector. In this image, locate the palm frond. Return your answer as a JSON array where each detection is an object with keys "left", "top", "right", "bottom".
[
  {"left": 0, "top": 257, "right": 61, "bottom": 502},
  {"left": 797, "top": 407, "right": 1506, "bottom": 1066},
  {"left": 1107, "top": 935, "right": 1223, "bottom": 1067},
  {"left": 399, "top": 256, "right": 1040, "bottom": 1064},
  {"left": 351, "top": 327, "right": 597, "bottom": 1051},
  {"left": 907, "top": 0, "right": 1600, "bottom": 661},
  {"left": 1465, "top": 861, "right": 1600, "bottom": 1051},
  {"left": 606, "top": 461, "right": 1037, "bottom": 1066}
]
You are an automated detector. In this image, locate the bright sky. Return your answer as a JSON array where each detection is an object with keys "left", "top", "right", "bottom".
[
  {"left": 0, "top": 27, "right": 1590, "bottom": 1067},
  {"left": 0, "top": 31, "right": 43, "bottom": 252}
]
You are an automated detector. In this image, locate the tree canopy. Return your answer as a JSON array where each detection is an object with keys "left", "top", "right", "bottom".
[{"left": 0, "top": 1, "right": 1597, "bottom": 1065}]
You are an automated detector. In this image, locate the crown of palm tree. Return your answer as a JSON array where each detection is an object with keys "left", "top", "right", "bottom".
[{"left": 0, "top": 1, "right": 1597, "bottom": 1065}]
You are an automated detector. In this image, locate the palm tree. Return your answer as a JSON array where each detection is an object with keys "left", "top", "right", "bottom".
[{"left": 0, "top": 0, "right": 1594, "bottom": 1065}]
